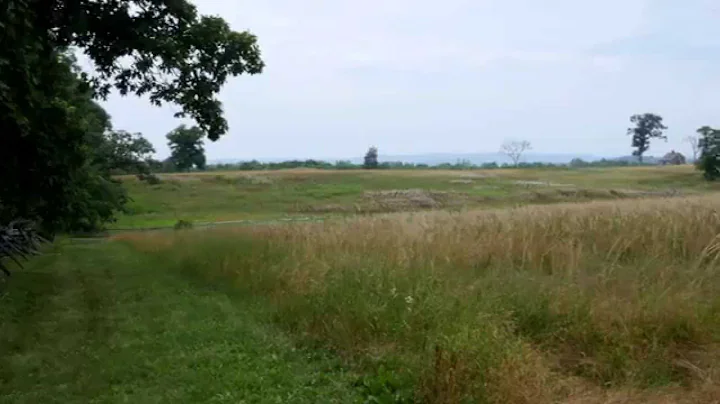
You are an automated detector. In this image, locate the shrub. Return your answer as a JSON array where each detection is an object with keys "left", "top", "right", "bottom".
[
  {"left": 0, "top": 220, "right": 45, "bottom": 278},
  {"left": 173, "top": 219, "right": 194, "bottom": 230},
  {"left": 136, "top": 173, "right": 162, "bottom": 185}
]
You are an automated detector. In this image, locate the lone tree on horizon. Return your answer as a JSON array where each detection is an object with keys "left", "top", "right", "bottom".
[
  {"left": 627, "top": 113, "right": 667, "bottom": 163},
  {"left": 167, "top": 125, "right": 207, "bottom": 171},
  {"left": 500, "top": 140, "right": 532, "bottom": 167},
  {"left": 697, "top": 126, "right": 720, "bottom": 180},
  {"left": 363, "top": 146, "right": 379, "bottom": 169},
  {"left": 684, "top": 135, "right": 700, "bottom": 162}
]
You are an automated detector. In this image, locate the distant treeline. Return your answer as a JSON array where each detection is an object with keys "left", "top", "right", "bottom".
[{"left": 198, "top": 158, "right": 658, "bottom": 172}]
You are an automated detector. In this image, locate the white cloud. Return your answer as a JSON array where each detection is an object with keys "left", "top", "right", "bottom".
[
  {"left": 206, "top": 0, "right": 649, "bottom": 71},
  {"left": 96, "top": 0, "right": 720, "bottom": 160},
  {"left": 590, "top": 56, "right": 625, "bottom": 72}
]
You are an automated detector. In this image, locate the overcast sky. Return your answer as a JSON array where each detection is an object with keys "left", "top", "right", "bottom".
[{"left": 97, "top": 0, "right": 720, "bottom": 160}]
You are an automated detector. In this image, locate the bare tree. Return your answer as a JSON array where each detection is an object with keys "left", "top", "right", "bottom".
[
  {"left": 684, "top": 135, "right": 700, "bottom": 162},
  {"left": 500, "top": 140, "right": 532, "bottom": 167}
]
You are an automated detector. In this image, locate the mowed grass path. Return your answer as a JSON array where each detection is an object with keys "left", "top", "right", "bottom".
[
  {"left": 0, "top": 242, "right": 363, "bottom": 403},
  {"left": 115, "top": 166, "right": 717, "bottom": 229}
]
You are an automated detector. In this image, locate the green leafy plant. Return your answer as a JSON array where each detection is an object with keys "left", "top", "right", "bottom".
[{"left": 354, "top": 365, "right": 416, "bottom": 404}]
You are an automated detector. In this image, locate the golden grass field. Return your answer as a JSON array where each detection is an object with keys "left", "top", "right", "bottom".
[{"left": 115, "top": 187, "right": 720, "bottom": 403}]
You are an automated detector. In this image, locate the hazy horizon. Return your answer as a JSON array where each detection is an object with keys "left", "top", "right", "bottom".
[
  {"left": 90, "top": 1, "right": 719, "bottom": 161},
  {"left": 209, "top": 151, "right": 669, "bottom": 166}
]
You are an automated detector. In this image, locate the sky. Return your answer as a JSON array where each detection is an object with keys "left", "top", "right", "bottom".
[{"left": 96, "top": 0, "right": 720, "bottom": 161}]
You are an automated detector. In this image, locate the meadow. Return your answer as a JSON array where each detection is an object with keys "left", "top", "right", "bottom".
[
  {"left": 114, "top": 165, "right": 710, "bottom": 229},
  {"left": 3, "top": 166, "right": 720, "bottom": 403}
]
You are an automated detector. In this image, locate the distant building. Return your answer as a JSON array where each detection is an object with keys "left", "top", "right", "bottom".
[{"left": 660, "top": 150, "right": 686, "bottom": 165}]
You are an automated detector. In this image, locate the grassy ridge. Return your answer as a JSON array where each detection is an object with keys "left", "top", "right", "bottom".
[
  {"left": 118, "top": 195, "right": 720, "bottom": 403},
  {"left": 115, "top": 166, "right": 715, "bottom": 229}
]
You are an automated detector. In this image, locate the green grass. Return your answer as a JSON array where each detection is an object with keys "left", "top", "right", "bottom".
[
  {"left": 4, "top": 190, "right": 720, "bottom": 403},
  {"left": 115, "top": 166, "right": 719, "bottom": 229},
  {"left": 114, "top": 195, "right": 720, "bottom": 403},
  {"left": 5, "top": 166, "right": 720, "bottom": 403},
  {"left": 0, "top": 241, "right": 365, "bottom": 403}
]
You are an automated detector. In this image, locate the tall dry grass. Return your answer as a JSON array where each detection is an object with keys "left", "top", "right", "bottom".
[{"left": 118, "top": 195, "right": 720, "bottom": 403}]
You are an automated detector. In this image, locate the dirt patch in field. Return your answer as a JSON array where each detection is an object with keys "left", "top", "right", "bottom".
[
  {"left": 514, "top": 180, "right": 576, "bottom": 187},
  {"left": 363, "top": 189, "right": 460, "bottom": 209},
  {"left": 297, "top": 204, "right": 354, "bottom": 214},
  {"left": 523, "top": 188, "right": 684, "bottom": 203},
  {"left": 198, "top": 174, "right": 275, "bottom": 186},
  {"left": 609, "top": 188, "right": 683, "bottom": 197},
  {"left": 296, "top": 189, "right": 485, "bottom": 214},
  {"left": 295, "top": 188, "right": 687, "bottom": 214}
]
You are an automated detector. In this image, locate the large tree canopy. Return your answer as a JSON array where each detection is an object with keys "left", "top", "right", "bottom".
[
  {"left": 627, "top": 113, "right": 667, "bottom": 163},
  {"left": 167, "top": 124, "right": 206, "bottom": 171},
  {"left": 363, "top": 146, "right": 379, "bottom": 169},
  {"left": 697, "top": 126, "right": 720, "bottom": 180},
  {"left": 90, "top": 128, "right": 157, "bottom": 176},
  {"left": 1, "top": 0, "right": 264, "bottom": 233}
]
